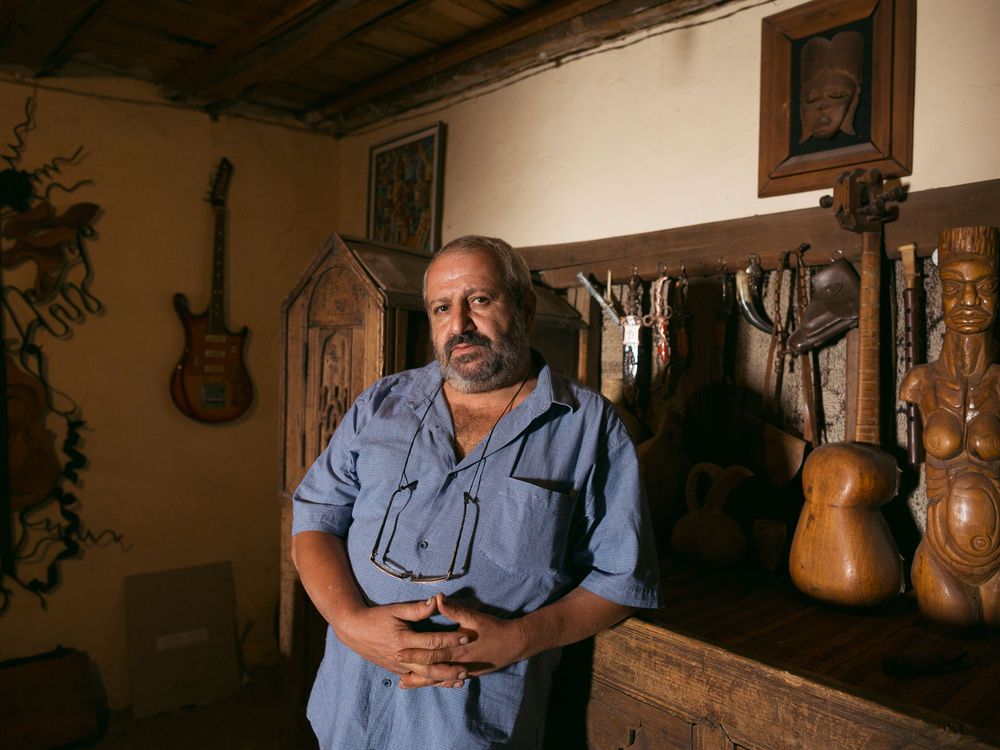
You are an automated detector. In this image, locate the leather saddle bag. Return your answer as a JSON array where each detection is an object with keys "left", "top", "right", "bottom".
[{"left": 787, "top": 258, "right": 860, "bottom": 354}]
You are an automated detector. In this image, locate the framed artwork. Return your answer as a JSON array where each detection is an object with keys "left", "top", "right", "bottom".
[
  {"left": 367, "top": 123, "right": 445, "bottom": 252},
  {"left": 758, "top": 0, "right": 915, "bottom": 197}
]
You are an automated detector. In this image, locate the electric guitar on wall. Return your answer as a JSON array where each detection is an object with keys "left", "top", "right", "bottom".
[{"left": 170, "top": 157, "right": 254, "bottom": 423}]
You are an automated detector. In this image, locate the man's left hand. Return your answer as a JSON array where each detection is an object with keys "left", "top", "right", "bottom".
[{"left": 395, "top": 593, "right": 529, "bottom": 689}]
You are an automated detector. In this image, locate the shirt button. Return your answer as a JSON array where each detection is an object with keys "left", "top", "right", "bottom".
[
  {"left": 382, "top": 678, "right": 392, "bottom": 687},
  {"left": 418, "top": 540, "right": 429, "bottom": 550}
]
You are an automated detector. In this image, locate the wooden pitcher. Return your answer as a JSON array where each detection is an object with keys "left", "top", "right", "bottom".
[{"left": 672, "top": 462, "right": 752, "bottom": 567}]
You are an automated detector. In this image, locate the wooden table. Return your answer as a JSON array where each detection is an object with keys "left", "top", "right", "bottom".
[{"left": 573, "top": 566, "right": 1000, "bottom": 750}]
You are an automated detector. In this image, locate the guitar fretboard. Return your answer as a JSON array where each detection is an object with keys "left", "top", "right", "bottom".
[{"left": 209, "top": 205, "right": 226, "bottom": 334}]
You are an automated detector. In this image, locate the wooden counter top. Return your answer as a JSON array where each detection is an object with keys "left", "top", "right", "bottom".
[{"left": 587, "top": 566, "right": 1000, "bottom": 749}]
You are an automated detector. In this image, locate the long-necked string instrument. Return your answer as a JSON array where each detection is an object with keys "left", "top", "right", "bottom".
[
  {"left": 788, "top": 168, "right": 906, "bottom": 607},
  {"left": 899, "top": 243, "right": 925, "bottom": 466}
]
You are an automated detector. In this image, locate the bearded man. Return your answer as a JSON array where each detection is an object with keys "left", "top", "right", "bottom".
[{"left": 292, "top": 235, "right": 661, "bottom": 749}]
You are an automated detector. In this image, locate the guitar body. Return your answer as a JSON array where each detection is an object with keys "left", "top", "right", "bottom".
[{"left": 170, "top": 293, "right": 253, "bottom": 423}]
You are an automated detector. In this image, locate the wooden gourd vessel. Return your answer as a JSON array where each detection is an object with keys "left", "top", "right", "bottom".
[{"left": 788, "top": 169, "right": 905, "bottom": 607}]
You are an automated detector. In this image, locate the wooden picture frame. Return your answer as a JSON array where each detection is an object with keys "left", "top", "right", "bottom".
[
  {"left": 758, "top": 0, "right": 915, "bottom": 197},
  {"left": 367, "top": 122, "right": 445, "bottom": 252}
]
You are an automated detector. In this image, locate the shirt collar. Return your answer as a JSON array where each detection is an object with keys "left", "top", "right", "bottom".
[{"left": 403, "top": 351, "right": 580, "bottom": 468}]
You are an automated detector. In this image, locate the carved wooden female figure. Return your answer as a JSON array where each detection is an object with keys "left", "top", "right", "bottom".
[{"left": 900, "top": 226, "right": 1000, "bottom": 629}]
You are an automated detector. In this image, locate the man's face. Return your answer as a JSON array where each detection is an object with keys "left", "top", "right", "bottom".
[
  {"left": 424, "top": 249, "right": 533, "bottom": 393},
  {"left": 941, "top": 256, "right": 998, "bottom": 334}
]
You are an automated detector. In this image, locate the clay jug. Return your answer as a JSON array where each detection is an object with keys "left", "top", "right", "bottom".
[{"left": 672, "top": 462, "right": 753, "bottom": 566}]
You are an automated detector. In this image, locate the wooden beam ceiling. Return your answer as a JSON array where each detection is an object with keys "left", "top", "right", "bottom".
[
  {"left": 304, "top": 0, "right": 617, "bottom": 127},
  {"left": 303, "top": 0, "right": 731, "bottom": 135},
  {"left": 168, "top": 0, "right": 427, "bottom": 103},
  {"left": 0, "top": 0, "right": 741, "bottom": 136}
]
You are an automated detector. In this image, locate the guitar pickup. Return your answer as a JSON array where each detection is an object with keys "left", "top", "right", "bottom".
[
  {"left": 200, "top": 382, "right": 226, "bottom": 408},
  {"left": 203, "top": 365, "right": 225, "bottom": 374},
  {"left": 205, "top": 334, "right": 227, "bottom": 343},
  {"left": 204, "top": 349, "right": 225, "bottom": 358}
]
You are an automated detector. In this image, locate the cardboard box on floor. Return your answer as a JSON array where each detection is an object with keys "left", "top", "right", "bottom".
[{"left": 125, "top": 561, "right": 240, "bottom": 718}]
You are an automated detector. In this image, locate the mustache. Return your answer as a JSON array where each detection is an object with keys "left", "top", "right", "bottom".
[{"left": 445, "top": 332, "right": 492, "bottom": 358}]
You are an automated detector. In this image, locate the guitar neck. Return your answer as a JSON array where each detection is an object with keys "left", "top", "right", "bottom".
[
  {"left": 209, "top": 205, "right": 227, "bottom": 334},
  {"left": 853, "top": 229, "right": 881, "bottom": 445}
]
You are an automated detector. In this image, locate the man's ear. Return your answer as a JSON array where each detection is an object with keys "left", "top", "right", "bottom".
[{"left": 522, "top": 289, "right": 538, "bottom": 331}]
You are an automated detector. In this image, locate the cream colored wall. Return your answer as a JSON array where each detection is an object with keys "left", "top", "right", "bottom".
[
  {"left": 0, "top": 78, "right": 339, "bottom": 708},
  {"left": 334, "top": 0, "right": 1000, "bottom": 246}
]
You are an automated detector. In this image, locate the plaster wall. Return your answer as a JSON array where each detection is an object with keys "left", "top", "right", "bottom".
[
  {"left": 0, "top": 78, "right": 340, "bottom": 708},
  {"left": 333, "top": 0, "right": 999, "bottom": 243}
]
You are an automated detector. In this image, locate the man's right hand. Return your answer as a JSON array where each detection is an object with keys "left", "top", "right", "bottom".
[
  {"left": 291, "top": 532, "right": 469, "bottom": 688},
  {"left": 334, "top": 597, "right": 471, "bottom": 686}
]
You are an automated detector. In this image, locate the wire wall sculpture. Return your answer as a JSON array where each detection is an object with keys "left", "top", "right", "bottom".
[{"left": 1, "top": 94, "right": 126, "bottom": 614}]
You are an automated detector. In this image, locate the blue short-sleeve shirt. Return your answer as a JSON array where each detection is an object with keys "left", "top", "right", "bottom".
[{"left": 292, "top": 354, "right": 661, "bottom": 749}]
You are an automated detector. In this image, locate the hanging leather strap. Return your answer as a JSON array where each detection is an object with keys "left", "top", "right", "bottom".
[
  {"left": 763, "top": 253, "right": 789, "bottom": 414},
  {"left": 789, "top": 246, "right": 820, "bottom": 447}
]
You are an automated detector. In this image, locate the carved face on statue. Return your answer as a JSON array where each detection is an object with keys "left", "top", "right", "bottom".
[
  {"left": 941, "top": 255, "right": 999, "bottom": 335},
  {"left": 800, "top": 70, "right": 860, "bottom": 140},
  {"left": 798, "top": 31, "right": 864, "bottom": 143}
]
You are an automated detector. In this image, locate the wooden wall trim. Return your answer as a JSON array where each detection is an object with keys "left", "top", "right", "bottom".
[{"left": 518, "top": 179, "right": 1000, "bottom": 288}]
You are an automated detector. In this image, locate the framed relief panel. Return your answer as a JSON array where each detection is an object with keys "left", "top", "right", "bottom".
[
  {"left": 367, "top": 122, "right": 445, "bottom": 252},
  {"left": 758, "top": 0, "right": 915, "bottom": 197}
]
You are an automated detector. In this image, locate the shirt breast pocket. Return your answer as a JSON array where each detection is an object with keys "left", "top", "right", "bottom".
[{"left": 478, "top": 477, "right": 577, "bottom": 574}]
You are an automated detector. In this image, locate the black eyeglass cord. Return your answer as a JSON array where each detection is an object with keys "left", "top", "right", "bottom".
[
  {"left": 397, "top": 372, "right": 530, "bottom": 495},
  {"left": 374, "top": 371, "right": 532, "bottom": 581},
  {"left": 465, "top": 372, "right": 531, "bottom": 500}
]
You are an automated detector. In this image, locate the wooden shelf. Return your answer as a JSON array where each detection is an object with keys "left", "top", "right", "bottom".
[
  {"left": 580, "top": 566, "right": 1000, "bottom": 749},
  {"left": 518, "top": 178, "right": 1000, "bottom": 287}
]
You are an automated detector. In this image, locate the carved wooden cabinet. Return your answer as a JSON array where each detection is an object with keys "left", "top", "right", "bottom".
[
  {"left": 278, "top": 234, "right": 585, "bottom": 698},
  {"left": 574, "top": 569, "right": 1000, "bottom": 750}
]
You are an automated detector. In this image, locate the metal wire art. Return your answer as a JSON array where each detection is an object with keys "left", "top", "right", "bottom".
[{"left": 1, "top": 94, "right": 126, "bottom": 614}]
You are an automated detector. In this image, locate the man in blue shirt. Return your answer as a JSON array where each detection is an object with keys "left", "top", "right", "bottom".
[{"left": 292, "top": 235, "right": 661, "bottom": 748}]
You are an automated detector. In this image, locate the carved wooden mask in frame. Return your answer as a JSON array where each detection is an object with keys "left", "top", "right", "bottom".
[{"left": 758, "top": 0, "right": 915, "bottom": 197}]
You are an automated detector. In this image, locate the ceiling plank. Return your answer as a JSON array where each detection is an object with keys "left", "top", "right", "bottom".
[
  {"left": 0, "top": 0, "right": 34, "bottom": 49},
  {"left": 306, "top": 0, "right": 616, "bottom": 128},
  {"left": 105, "top": 1, "right": 241, "bottom": 47},
  {"left": 0, "top": 0, "right": 107, "bottom": 73},
  {"left": 305, "top": 0, "right": 731, "bottom": 135},
  {"left": 37, "top": 0, "right": 109, "bottom": 74},
  {"left": 169, "top": 0, "right": 436, "bottom": 103}
]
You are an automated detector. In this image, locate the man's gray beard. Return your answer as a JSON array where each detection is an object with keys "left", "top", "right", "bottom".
[{"left": 436, "top": 313, "right": 530, "bottom": 394}]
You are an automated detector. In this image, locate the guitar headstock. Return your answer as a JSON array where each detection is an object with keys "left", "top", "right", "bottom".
[{"left": 209, "top": 158, "right": 233, "bottom": 207}]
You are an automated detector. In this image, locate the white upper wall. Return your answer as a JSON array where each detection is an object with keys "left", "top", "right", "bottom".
[{"left": 336, "top": 0, "right": 1000, "bottom": 247}]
